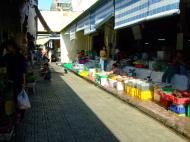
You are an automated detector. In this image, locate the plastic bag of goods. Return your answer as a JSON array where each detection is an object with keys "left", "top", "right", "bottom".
[{"left": 17, "top": 89, "right": 31, "bottom": 110}]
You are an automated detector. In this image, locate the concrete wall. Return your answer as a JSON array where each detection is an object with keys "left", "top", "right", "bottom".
[
  {"left": 60, "top": 18, "right": 116, "bottom": 63},
  {"left": 61, "top": 31, "right": 91, "bottom": 63}
]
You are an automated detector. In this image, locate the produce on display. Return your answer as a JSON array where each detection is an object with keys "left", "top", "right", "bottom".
[{"left": 63, "top": 61, "right": 190, "bottom": 118}]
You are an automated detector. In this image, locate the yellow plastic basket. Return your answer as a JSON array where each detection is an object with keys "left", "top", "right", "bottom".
[
  {"left": 139, "top": 90, "right": 153, "bottom": 100},
  {"left": 79, "top": 71, "right": 89, "bottom": 77},
  {"left": 5, "top": 101, "right": 15, "bottom": 116},
  {"left": 131, "top": 87, "right": 136, "bottom": 97}
]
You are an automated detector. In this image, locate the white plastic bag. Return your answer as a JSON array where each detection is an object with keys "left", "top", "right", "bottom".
[{"left": 17, "top": 89, "right": 31, "bottom": 110}]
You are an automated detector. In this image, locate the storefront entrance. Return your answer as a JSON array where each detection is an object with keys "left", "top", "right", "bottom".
[
  {"left": 116, "top": 16, "right": 179, "bottom": 61},
  {"left": 92, "top": 32, "right": 104, "bottom": 56}
]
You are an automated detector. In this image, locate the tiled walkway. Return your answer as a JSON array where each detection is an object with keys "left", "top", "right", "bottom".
[{"left": 15, "top": 65, "right": 188, "bottom": 142}]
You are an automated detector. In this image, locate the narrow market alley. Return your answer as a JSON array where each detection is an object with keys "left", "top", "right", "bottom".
[{"left": 15, "top": 65, "right": 188, "bottom": 142}]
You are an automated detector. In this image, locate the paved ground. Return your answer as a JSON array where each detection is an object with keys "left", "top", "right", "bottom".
[{"left": 15, "top": 65, "right": 189, "bottom": 142}]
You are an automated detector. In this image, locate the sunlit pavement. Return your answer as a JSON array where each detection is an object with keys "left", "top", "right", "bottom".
[{"left": 15, "top": 65, "right": 188, "bottom": 142}]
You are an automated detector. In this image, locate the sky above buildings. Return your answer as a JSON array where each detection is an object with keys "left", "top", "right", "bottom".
[
  {"left": 38, "top": 0, "right": 97, "bottom": 11},
  {"left": 39, "top": 0, "right": 52, "bottom": 10}
]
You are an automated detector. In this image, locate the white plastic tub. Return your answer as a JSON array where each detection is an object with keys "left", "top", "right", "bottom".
[{"left": 108, "top": 79, "right": 117, "bottom": 88}]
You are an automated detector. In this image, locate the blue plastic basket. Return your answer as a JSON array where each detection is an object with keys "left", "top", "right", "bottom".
[{"left": 169, "top": 104, "right": 186, "bottom": 114}]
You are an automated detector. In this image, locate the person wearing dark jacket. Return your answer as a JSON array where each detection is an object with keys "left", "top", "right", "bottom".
[{"left": 1, "top": 39, "right": 27, "bottom": 121}]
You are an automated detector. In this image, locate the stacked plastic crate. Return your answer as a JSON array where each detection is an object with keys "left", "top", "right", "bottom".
[
  {"left": 159, "top": 88, "right": 174, "bottom": 109},
  {"left": 159, "top": 88, "right": 190, "bottom": 116},
  {"left": 169, "top": 90, "right": 190, "bottom": 116},
  {"left": 124, "top": 79, "right": 153, "bottom": 100}
]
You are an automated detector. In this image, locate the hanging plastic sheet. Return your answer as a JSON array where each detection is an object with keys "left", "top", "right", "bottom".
[
  {"left": 20, "top": 2, "right": 29, "bottom": 32},
  {"left": 31, "top": 0, "right": 38, "bottom": 6},
  {"left": 27, "top": 4, "right": 37, "bottom": 37}
]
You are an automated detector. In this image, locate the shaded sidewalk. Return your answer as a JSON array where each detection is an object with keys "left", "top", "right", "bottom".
[{"left": 15, "top": 67, "right": 119, "bottom": 142}]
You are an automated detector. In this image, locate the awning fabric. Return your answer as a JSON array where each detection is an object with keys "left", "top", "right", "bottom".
[
  {"left": 147, "top": 0, "right": 180, "bottom": 20},
  {"left": 70, "top": 25, "right": 76, "bottom": 40},
  {"left": 90, "top": 12, "right": 96, "bottom": 33},
  {"left": 84, "top": 15, "right": 91, "bottom": 35},
  {"left": 115, "top": 0, "right": 180, "bottom": 29},
  {"left": 84, "top": 13, "right": 97, "bottom": 35},
  {"left": 95, "top": 0, "right": 114, "bottom": 27},
  {"left": 76, "top": 16, "right": 89, "bottom": 32},
  {"left": 64, "top": 28, "right": 70, "bottom": 35},
  {"left": 76, "top": 0, "right": 114, "bottom": 35}
]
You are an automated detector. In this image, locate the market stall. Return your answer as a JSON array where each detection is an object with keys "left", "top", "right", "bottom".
[
  {"left": 60, "top": 0, "right": 190, "bottom": 119},
  {"left": 63, "top": 48, "right": 190, "bottom": 118}
]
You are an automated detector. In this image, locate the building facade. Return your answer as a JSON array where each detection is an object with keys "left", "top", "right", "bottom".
[
  {"left": 60, "top": 0, "right": 190, "bottom": 64},
  {"left": 51, "top": 0, "right": 72, "bottom": 11},
  {"left": 51, "top": 0, "right": 97, "bottom": 11}
]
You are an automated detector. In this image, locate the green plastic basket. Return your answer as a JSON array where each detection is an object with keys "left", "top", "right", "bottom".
[
  {"left": 63, "top": 63, "right": 73, "bottom": 70},
  {"left": 187, "top": 104, "right": 190, "bottom": 118},
  {"left": 95, "top": 74, "right": 108, "bottom": 78}
]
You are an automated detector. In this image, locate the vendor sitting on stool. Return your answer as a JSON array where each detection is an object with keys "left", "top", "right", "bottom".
[
  {"left": 78, "top": 50, "right": 87, "bottom": 64},
  {"left": 40, "top": 63, "right": 51, "bottom": 80}
]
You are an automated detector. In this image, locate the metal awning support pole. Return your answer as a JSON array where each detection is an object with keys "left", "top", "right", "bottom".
[{"left": 34, "top": 5, "right": 53, "bottom": 34}]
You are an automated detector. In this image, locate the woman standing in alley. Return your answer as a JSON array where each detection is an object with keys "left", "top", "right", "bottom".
[
  {"left": 3, "top": 39, "right": 27, "bottom": 121},
  {"left": 100, "top": 45, "right": 108, "bottom": 71}
]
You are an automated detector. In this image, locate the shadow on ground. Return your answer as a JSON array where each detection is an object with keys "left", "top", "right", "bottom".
[{"left": 15, "top": 68, "right": 119, "bottom": 142}]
